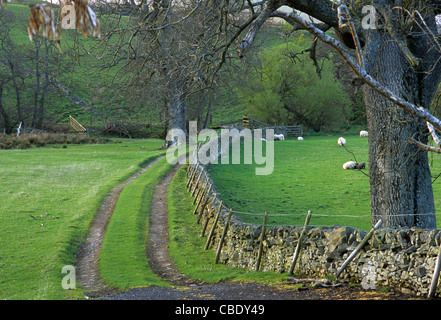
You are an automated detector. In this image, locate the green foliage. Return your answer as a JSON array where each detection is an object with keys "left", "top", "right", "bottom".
[{"left": 236, "top": 38, "right": 352, "bottom": 131}]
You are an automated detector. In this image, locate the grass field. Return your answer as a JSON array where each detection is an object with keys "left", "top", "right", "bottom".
[
  {"left": 167, "top": 166, "right": 288, "bottom": 284},
  {"left": 0, "top": 138, "right": 164, "bottom": 299},
  {"left": 208, "top": 135, "right": 441, "bottom": 231},
  {"left": 2, "top": 135, "right": 441, "bottom": 299},
  {"left": 0, "top": 137, "right": 285, "bottom": 300},
  {"left": 99, "top": 157, "right": 175, "bottom": 289}
]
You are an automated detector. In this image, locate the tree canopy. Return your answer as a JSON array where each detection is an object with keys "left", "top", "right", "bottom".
[
  {"left": 237, "top": 38, "right": 352, "bottom": 131},
  {"left": 3, "top": 0, "right": 441, "bottom": 229}
]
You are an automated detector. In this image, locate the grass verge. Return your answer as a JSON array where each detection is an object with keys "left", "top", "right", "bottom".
[
  {"left": 99, "top": 157, "right": 174, "bottom": 289},
  {"left": 167, "top": 165, "right": 288, "bottom": 285},
  {"left": 0, "top": 138, "right": 164, "bottom": 299}
]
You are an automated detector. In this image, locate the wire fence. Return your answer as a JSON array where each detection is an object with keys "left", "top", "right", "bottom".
[
  {"left": 186, "top": 143, "right": 441, "bottom": 231},
  {"left": 186, "top": 144, "right": 441, "bottom": 297}
]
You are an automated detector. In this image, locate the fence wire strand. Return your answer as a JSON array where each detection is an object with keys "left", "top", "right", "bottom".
[{"left": 187, "top": 156, "right": 441, "bottom": 229}]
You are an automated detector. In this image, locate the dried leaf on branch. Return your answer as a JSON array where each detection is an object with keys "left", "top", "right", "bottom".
[
  {"left": 25, "top": 0, "right": 101, "bottom": 44},
  {"left": 61, "top": 0, "right": 101, "bottom": 39},
  {"left": 27, "top": 3, "right": 61, "bottom": 42},
  {"left": 0, "top": 0, "right": 11, "bottom": 10}
]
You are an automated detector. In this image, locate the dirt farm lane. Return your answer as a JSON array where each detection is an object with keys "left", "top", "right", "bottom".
[{"left": 75, "top": 158, "right": 423, "bottom": 301}]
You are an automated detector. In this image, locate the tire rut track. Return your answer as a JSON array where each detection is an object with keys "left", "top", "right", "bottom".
[
  {"left": 75, "top": 156, "right": 164, "bottom": 296},
  {"left": 145, "top": 163, "right": 205, "bottom": 286}
]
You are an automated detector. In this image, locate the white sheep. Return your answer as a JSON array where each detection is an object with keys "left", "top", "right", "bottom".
[
  {"left": 338, "top": 137, "right": 346, "bottom": 146},
  {"left": 274, "top": 134, "right": 285, "bottom": 141},
  {"left": 297, "top": 136, "right": 304, "bottom": 141},
  {"left": 360, "top": 130, "right": 368, "bottom": 137},
  {"left": 343, "top": 161, "right": 357, "bottom": 170},
  {"left": 343, "top": 161, "right": 366, "bottom": 170}
]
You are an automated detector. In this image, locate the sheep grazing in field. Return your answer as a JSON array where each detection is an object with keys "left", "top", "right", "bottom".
[
  {"left": 343, "top": 161, "right": 357, "bottom": 170},
  {"left": 360, "top": 130, "right": 368, "bottom": 137},
  {"left": 343, "top": 161, "right": 366, "bottom": 170},
  {"left": 355, "top": 162, "right": 366, "bottom": 169},
  {"left": 274, "top": 134, "right": 285, "bottom": 141},
  {"left": 297, "top": 137, "right": 304, "bottom": 141},
  {"left": 337, "top": 137, "right": 346, "bottom": 146}
]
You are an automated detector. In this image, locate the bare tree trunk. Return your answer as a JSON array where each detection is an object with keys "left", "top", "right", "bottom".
[
  {"left": 363, "top": 32, "right": 436, "bottom": 229},
  {"left": 203, "top": 94, "right": 212, "bottom": 129},
  {"left": 164, "top": 78, "right": 187, "bottom": 147},
  {"left": 31, "top": 39, "right": 41, "bottom": 129},
  {"left": 0, "top": 81, "right": 12, "bottom": 134},
  {"left": 36, "top": 39, "right": 51, "bottom": 129}
]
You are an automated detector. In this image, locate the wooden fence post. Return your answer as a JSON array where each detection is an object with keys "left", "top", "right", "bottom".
[
  {"left": 215, "top": 209, "right": 233, "bottom": 264},
  {"left": 196, "top": 184, "right": 213, "bottom": 221},
  {"left": 187, "top": 161, "right": 197, "bottom": 179},
  {"left": 187, "top": 163, "right": 198, "bottom": 189},
  {"left": 191, "top": 169, "right": 203, "bottom": 197},
  {"left": 200, "top": 209, "right": 211, "bottom": 237},
  {"left": 336, "top": 219, "right": 383, "bottom": 279},
  {"left": 428, "top": 235, "right": 441, "bottom": 298},
  {"left": 255, "top": 212, "right": 269, "bottom": 271},
  {"left": 193, "top": 174, "right": 208, "bottom": 205},
  {"left": 194, "top": 182, "right": 211, "bottom": 214},
  {"left": 289, "top": 210, "right": 312, "bottom": 274},
  {"left": 204, "top": 201, "right": 222, "bottom": 250},
  {"left": 186, "top": 161, "right": 194, "bottom": 178}
]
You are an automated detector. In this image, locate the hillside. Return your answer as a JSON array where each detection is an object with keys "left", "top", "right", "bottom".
[{"left": 1, "top": 2, "right": 361, "bottom": 137}]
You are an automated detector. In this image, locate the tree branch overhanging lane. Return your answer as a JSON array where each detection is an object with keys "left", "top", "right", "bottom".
[
  {"left": 239, "top": 0, "right": 441, "bottom": 141},
  {"left": 236, "top": 0, "right": 441, "bottom": 228}
]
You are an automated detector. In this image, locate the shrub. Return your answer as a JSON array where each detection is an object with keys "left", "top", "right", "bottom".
[{"left": 0, "top": 133, "right": 111, "bottom": 150}]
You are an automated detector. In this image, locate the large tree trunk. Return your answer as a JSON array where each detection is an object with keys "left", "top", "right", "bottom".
[
  {"left": 363, "top": 32, "right": 437, "bottom": 229},
  {"left": 164, "top": 78, "right": 187, "bottom": 148}
]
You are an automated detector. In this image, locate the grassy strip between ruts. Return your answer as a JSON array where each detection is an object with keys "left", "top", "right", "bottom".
[
  {"left": 99, "top": 156, "right": 175, "bottom": 289},
  {"left": 99, "top": 155, "right": 288, "bottom": 294}
]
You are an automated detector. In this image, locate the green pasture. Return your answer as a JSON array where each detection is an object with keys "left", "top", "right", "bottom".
[
  {"left": 0, "top": 138, "right": 164, "bottom": 299},
  {"left": 2, "top": 135, "right": 441, "bottom": 300},
  {"left": 209, "top": 135, "right": 441, "bottom": 231},
  {"left": 3, "top": 3, "right": 139, "bottom": 126},
  {"left": 167, "top": 166, "right": 288, "bottom": 284}
]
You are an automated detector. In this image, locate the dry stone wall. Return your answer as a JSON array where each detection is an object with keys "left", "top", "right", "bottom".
[{"left": 188, "top": 164, "right": 441, "bottom": 297}]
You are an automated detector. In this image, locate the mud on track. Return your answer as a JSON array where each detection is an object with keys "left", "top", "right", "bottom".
[{"left": 75, "top": 157, "right": 164, "bottom": 296}]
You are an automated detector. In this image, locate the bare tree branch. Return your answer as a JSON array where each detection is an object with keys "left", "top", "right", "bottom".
[
  {"left": 275, "top": 9, "right": 441, "bottom": 135},
  {"left": 238, "top": 1, "right": 276, "bottom": 58},
  {"left": 408, "top": 137, "right": 441, "bottom": 153}
]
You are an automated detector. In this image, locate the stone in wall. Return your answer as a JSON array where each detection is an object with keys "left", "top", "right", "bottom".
[{"left": 188, "top": 165, "right": 441, "bottom": 297}]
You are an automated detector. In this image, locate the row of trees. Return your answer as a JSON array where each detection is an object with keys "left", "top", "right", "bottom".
[
  {"left": 0, "top": 10, "right": 59, "bottom": 133},
  {"left": 0, "top": 1, "right": 361, "bottom": 137},
  {"left": 92, "top": 0, "right": 441, "bottom": 230}
]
